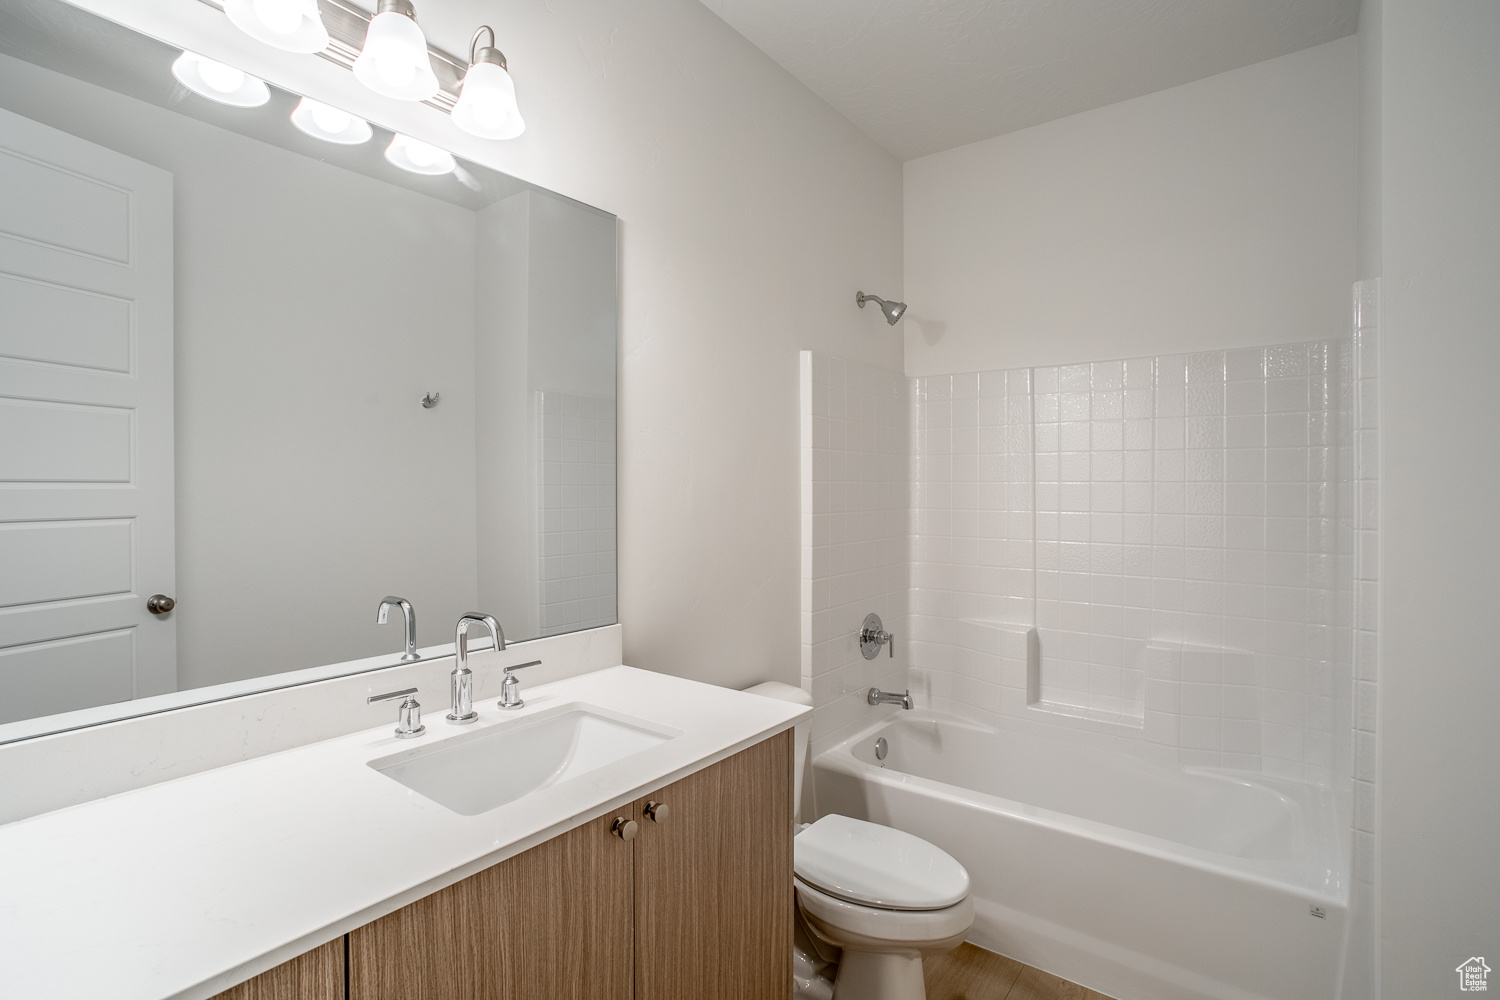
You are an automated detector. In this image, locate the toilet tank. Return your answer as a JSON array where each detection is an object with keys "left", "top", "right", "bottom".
[{"left": 741, "top": 681, "right": 812, "bottom": 825}]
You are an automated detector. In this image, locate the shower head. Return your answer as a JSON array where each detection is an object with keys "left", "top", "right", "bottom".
[{"left": 856, "top": 290, "right": 907, "bottom": 325}]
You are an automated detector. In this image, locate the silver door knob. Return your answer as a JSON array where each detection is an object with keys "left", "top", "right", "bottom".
[
  {"left": 147, "top": 594, "right": 176, "bottom": 615},
  {"left": 644, "top": 800, "right": 669, "bottom": 823},
  {"left": 611, "top": 817, "right": 638, "bottom": 841}
]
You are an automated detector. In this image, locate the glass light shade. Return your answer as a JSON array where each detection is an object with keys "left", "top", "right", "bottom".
[
  {"left": 171, "top": 52, "right": 270, "bottom": 108},
  {"left": 352, "top": 11, "right": 440, "bottom": 101},
  {"left": 290, "top": 97, "right": 373, "bottom": 144},
  {"left": 385, "top": 133, "right": 455, "bottom": 175},
  {"left": 224, "top": 0, "right": 330, "bottom": 54},
  {"left": 451, "top": 60, "right": 524, "bottom": 140}
]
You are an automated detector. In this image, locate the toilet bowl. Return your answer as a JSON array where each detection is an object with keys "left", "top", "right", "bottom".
[{"left": 743, "top": 682, "right": 974, "bottom": 1000}]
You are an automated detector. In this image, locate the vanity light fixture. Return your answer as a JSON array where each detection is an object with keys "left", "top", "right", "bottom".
[
  {"left": 171, "top": 51, "right": 271, "bottom": 107},
  {"left": 290, "top": 97, "right": 373, "bottom": 144},
  {"left": 385, "top": 132, "right": 455, "bottom": 175},
  {"left": 451, "top": 26, "right": 524, "bottom": 140},
  {"left": 353, "top": 0, "right": 440, "bottom": 102},
  {"left": 224, "top": 0, "right": 330, "bottom": 54}
]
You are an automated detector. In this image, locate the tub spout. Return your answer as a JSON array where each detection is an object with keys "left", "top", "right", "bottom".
[{"left": 868, "top": 687, "right": 913, "bottom": 710}]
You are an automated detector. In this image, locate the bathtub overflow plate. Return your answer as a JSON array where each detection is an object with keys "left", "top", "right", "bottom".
[{"left": 874, "top": 737, "right": 888, "bottom": 764}]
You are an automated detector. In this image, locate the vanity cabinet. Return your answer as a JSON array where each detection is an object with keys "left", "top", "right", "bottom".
[
  {"left": 633, "top": 729, "right": 793, "bottom": 999},
  {"left": 348, "top": 810, "right": 634, "bottom": 998},
  {"left": 342, "top": 728, "right": 792, "bottom": 1000},
  {"left": 207, "top": 939, "right": 342, "bottom": 1000}
]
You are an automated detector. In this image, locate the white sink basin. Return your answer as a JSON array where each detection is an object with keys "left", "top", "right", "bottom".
[{"left": 369, "top": 704, "right": 677, "bottom": 816}]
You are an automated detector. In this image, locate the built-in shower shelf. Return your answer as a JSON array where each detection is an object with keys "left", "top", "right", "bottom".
[{"left": 1027, "top": 697, "right": 1147, "bottom": 729}]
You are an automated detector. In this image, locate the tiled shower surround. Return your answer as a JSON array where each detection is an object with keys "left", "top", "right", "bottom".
[
  {"left": 537, "top": 390, "right": 617, "bottom": 637},
  {"left": 913, "top": 341, "right": 1345, "bottom": 783},
  {"left": 802, "top": 327, "right": 1375, "bottom": 781},
  {"left": 801, "top": 309, "right": 1378, "bottom": 992}
]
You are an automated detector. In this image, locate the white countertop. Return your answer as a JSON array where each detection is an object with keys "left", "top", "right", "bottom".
[{"left": 0, "top": 666, "right": 808, "bottom": 1000}]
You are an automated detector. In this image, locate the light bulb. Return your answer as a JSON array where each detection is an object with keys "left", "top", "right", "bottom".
[
  {"left": 197, "top": 60, "right": 246, "bottom": 94},
  {"left": 252, "top": 0, "right": 300, "bottom": 35},
  {"left": 376, "top": 54, "right": 417, "bottom": 88},
  {"left": 171, "top": 52, "right": 270, "bottom": 108},
  {"left": 385, "top": 133, "right": 455, "bottom": 175},
  {"left": 311, "top": 104, "right": 351, "bottom": 133},
  {"left": 224, "top": 0, "right": 329, "bottom": 54},
  {"left": 452, "top": 59, "right": 524, "bottom": 140},
  {"left": 291, "top": 97, "right": 373, "bottom": 144},
  {"left": 353, "top": 8, "right": 439, "bottom": 102},
  {"left": 406, "top": 143, "right": 439, "bottom": 167}
]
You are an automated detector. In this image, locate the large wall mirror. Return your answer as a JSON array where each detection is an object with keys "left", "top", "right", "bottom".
[{"left": 0, "top": 0, "right": 618, "bottom": 737}]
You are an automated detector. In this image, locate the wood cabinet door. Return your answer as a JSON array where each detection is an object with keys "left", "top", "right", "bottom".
[
  {"left": 633, "top": 729, "right": 793, "bottom": 1000},
  {"left": 347, "top": 811, "right": 634, "bottom": 1000},
  {"left": 207, "top": 938, "right": 342, "bottom": 1000}
]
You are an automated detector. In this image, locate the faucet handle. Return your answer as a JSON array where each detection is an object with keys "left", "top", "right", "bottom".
[
  {"left": 859, "top": 613, "right": 895, "bottom": 659},
  {"left": 498, "top": 659, "right": 543, "bottom": 711},
  {"left": 368, "top": 687, "right": 426, "bottom": 739}
]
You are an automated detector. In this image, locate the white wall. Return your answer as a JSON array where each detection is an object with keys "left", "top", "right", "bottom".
[
  {"left": 903, "top": 39, "right": 1358, "bottom": 377},
  {"left": 83, "top": 0, "right": 905, "bottom": 694},
  {"left": 1376, "top": 1, "right": 1500, "bottom": 994}
]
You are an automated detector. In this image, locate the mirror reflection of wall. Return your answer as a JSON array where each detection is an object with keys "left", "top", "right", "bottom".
[{"left": 0, "top": 1, "right": 617, "bottom": 730}]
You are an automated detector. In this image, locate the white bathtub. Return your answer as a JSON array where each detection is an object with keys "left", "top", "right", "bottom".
[{"left": 812, "top": 712, "right": 1349, "bottom": 1000}]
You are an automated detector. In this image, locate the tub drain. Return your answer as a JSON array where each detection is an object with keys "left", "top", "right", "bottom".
[{"left": 874, "top": 737, "right": 888, "bottom": 764}]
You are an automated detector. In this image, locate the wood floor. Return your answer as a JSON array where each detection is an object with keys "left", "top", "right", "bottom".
[{"left": 925, "top": 943, "right": 1115, "bottom": 1000}]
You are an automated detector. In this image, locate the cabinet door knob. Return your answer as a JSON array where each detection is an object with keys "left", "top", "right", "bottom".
[
  {"left": 644, "top": 800, "right": 669, "bottom": 823},
  {"left": 611, "top": 817, "right": 638, "bottom": 841}
]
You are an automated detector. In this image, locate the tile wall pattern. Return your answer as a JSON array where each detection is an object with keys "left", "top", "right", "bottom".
[
  {"left": 537, "top": 391, "right": 617, "bottom": 637},
  {"left": 800, "top": 353, "right": 909, "bottom": 751},
  {"left": 910, "top": 340, "right": 1345, "bottom": 781},
  {"left": 1341, "top": 279, "right": 1381, "bottom": 1000}
]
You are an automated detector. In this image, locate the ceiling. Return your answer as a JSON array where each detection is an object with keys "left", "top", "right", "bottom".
[{"left": 697, "top": 0, "right": 1361, "bottom": 161}]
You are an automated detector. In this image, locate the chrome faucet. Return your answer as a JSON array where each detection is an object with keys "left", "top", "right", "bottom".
[
  {"left": 377, "top": 596, "right": 420, "bottom": 662},
  {"left": 859, "top": 613, "right": 895, "bottom": 659},
  {"left": 449, "top": 612, "right": 505, "bottom": 724},
  {"left": 498, "top": 659, "right": 543, "bottom": 711},
  {"left": 868, "top": 687, "right": 914, "bottom": 710}
]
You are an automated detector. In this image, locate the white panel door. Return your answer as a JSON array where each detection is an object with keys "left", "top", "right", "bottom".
[{"left": 0, "top": 105, "right": 174, "bottom": 724}]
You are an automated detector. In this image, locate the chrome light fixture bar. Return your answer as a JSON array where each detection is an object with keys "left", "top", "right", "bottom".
[{"left": 195, "top": 0, "right": 466, "bottom": 112}]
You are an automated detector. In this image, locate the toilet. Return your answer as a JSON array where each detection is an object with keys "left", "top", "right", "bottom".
[{"left": 744, "top": 682, "right": 974, "bottom": 1000}]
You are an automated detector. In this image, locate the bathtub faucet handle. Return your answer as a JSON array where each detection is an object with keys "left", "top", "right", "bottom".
[{"left": 859, "top": 613, "right": 895, "bottom": 660}]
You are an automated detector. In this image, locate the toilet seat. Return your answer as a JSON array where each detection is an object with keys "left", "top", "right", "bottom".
[
  {"left": 794, "top": 876, "right": 974, "bottom": 953},
  {"left": 794, "top": 814, "right": 970, "bottom": 911}
]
